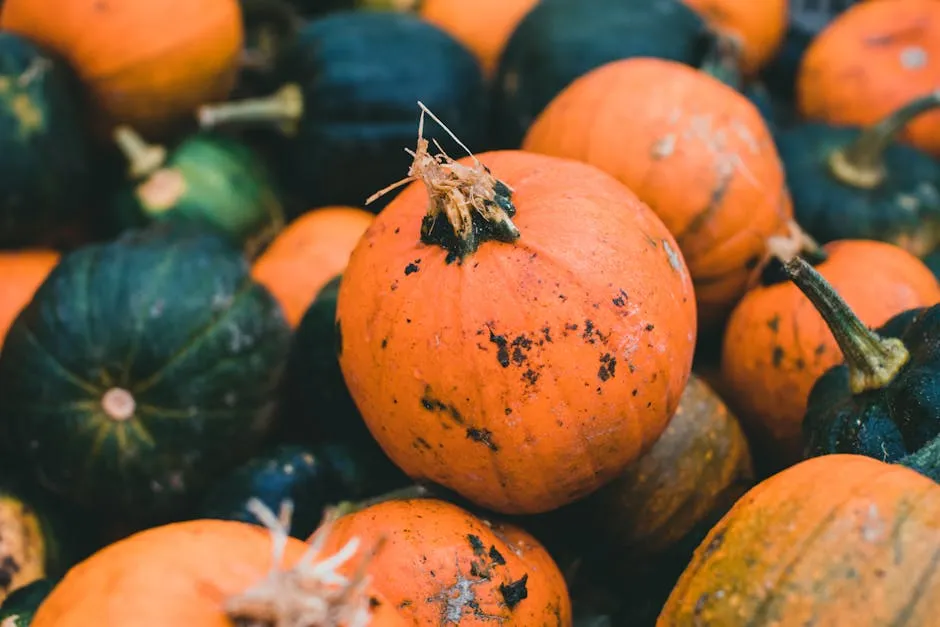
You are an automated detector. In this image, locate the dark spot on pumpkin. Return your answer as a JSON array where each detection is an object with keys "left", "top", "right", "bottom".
[
  {"left": 597, "top": 353, "right": 617, "bottom": 381},
  {"left": 404, "top": 262, "right": 420, "bottom": 275},
  {"left": 504, "top": 408, "right": 512, "bottom": 415},
  {"left": 795, "top": 358, "right": 806, "bottom": 370},
  {"left": 398, "top": 599, "right": 413, "bottom": 608},
  {"left": 612, "top": 289, "right": 629, "bottom": 307},
  {"left": 632, "top": 389, "right": 638, "bottom": 396},
  {"left": 467, "top": 427, "right": 498, "bottom": 451},
  {"left": 522, "top": 369, "right": 539, "bottom": 385},
  {"left": 390, "top": 280, "right": 398, "bottom": 291},
  {"left": 488, "top": 329, "right": 510, "bottom": 368},
  {"left": 582, "top": 320, "right": 595, "bottom": 342},
  {"left": 628, "top": 363, "right": 636, "bottom": 373},
  {"left": 381, "top": 338, "right": 388, "bottom": 349},
  {"left": 701, "top": 528, "right": 726, "bottom": 560},
  {"left": 394, "top": 227, "right": 400, "bottom": 234},
  {"left": 499, "top": 574, "right": 529, "bottom": 609},
  {"left": 334, "top": 321, "right": 343, "bottom": 357},
  {"left": 542, "top": 326, "right": 552, "bottom": 342},
  {"left": 414, "top": 437, "right": 432, "bottom": 450},
  {"left": 645, "top": 323, "right": 654, "bottom": 332},
  {"left": 420, "top": 386, "right": 464, "bottom": 424},
  {"left": 767, "top": 314, "right": 780, "bottom": 332},
  {"left": 558, "top": 293, "right": 567, "bottom": 301},
  {"left": 510, "top": 334, "right": 533, "bottom": 365},
  {"left": 488, "top": 546, "right": 506, "bottom": 565},
  {"left": 744, "top": 255, "right": 761, "bottom": 270},
  {"left": 0, "top": 556, "right": 20, "bottom": 589},
  {"left": 815, "top": 343, "right": 827, "bottom": 356},
  {"left": 694, "top": 592, "right": 710, "bottom": 617},
  {"left": 369, "top": 596, "right": 381, "bottom": 608},
  {"left": 467, "top": 534, "right": 486, "bottom": 555},
  {"left": 772, "top": 346, "right": 785, "bottom": 367}
]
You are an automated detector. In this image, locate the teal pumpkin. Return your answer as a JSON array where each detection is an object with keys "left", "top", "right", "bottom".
[
  {"left": 0, "top": 32, "right": 90, "bottom": 248},
  {"left": 775, "top": 91, "right": 940, "bottom": 257},
  {"left": 0, "top": 578, "right": 53, "bottom": 626},
  {"left": 0, "top": 225, "right": 292, "bottom": 521},
  {"left": 111, "top": 128, "right": 285, "bottom": 257}
]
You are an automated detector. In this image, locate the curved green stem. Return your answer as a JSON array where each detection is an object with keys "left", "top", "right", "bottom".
[
  {"left": 900, "top": 434, "right": 940, "bottom": 483},
  {"left": 112, "top": 125, "right": 167, "bottom": 180},
  {"left": 783, "top": 257, "right": 910, "bottom": 394},
  {"left": 828, "top": 89, "right": 940, "bottom": 190},
  {"left": 197, "top": 84, "right": 304, "bottom": 136},
  {"left": 239, "top": 0, "right": 303, "bottom": 71}
]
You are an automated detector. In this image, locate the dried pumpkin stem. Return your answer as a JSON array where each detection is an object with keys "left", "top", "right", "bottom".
[
  {"left": 239, "top": 0, "right": 303, "bottom": 70},
  {"left": 900, "top": 434, "right": 940, "bottom": 483},
  {"left": 197, "top": 84, "right": 303, "bottom": 136},
  {"left": 112, "top": 125, "right": 167, "bottom": 180},
  {"left": 699, "top": 33, "right": 745, "bottom": 90},
  {"left": 355, "top": 0, "right": 420, "bottom": 10},
  {"left": 828, "top": 89, "right": 940, "bottom": 190},
  {"left": 783, "top": 257, "right": 910, "bottom": 394}
]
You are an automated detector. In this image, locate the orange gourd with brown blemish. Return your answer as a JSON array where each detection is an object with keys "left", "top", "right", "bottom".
[
  {"left": 523, "top": 57, "right": 792, "bottom": 326},
  {"left": 0, "top": 0, "right": 243, "bottom": 137},
  {"left": 658, "top": 454, "right": 940, "bottom": 625},
  {"left": 722, "top": 239, "right": 940, "bottom": 466},
  {"left": 317, "top": 498, "right": 572, "bottom": 626},
  {"left": 0, "top": 249, "right": 58, "bottom": 350},
  {"left": 251, "top": 206, "right": 374, "bottom": 328},
  {"left": 418, "top": 0, "right": 540, "bottom": 77},
  {"left": 681, "top": 0, "right": 788, "bottom": 74},
  {"left": 337, "top": 108, "right": 697, "bottom": 514},
  {"left": 796, "top": 0, "right": 940, "bottom": 157}
]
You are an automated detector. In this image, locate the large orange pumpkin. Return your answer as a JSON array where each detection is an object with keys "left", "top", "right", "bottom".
[
  {"left": 317, "top": 498, "right": 573, "bottom": 625},
  {"left": 30, "top": 509, "right": 406, "bottom": 626},
  {"left": 337, "top": 110, "right": 697, "bottom": 514},
  {"left": 722, "top": 238, "right": 940, "bottom": 467},
  {"left": 797, "top": 0, "right": 940, "bottom": 157},
  {"left": 681, "top": 0, "right": 788, "bottom": 74},
  {"left": 0, "top": 0, "right": 244, "bottom": 137},
  {"left": 523, "top": 57, "right": 793, "bottom": 326},
  {"left": 251, "top": 206, "right": 374, "bottom": 328},
  {"left": 418, "top": 0, "right": 540, "bottom": 77},
  {"left": 0, "top": 249, "right": 59, "bottom": 350},
  {"left": 658, "top": 454, "right": 940, "bottom": 625}
]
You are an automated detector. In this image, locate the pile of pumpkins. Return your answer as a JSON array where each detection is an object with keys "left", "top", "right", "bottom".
[{"left": 1, "top": 0, "right": 940, "bottom": 624}]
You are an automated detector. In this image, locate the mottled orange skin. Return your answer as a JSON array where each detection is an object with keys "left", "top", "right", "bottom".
[
  {"left": 0, "top": 0, "right": 243, "bottom": 138},
  {"left": 0, "top": 250, "right": 59, "bottom": 350},
  {"left": 584, "top": 374, "right": 754, "bottom": 557},
  {"left": 30, "top": 519, "right": 405, "bottom": 627},
  {"left": 419, "top": 0, "right": 539, "bottom": 77},
  {"left": 797, "top": 0, "right": 940, "bottom": 157},
  {"left": 681, "top": 0, "right": 788, "bottom": 74},
  {"left": 659, "top": 454, "right": 940, "bottom": 626},
  {"left": 523, "top": 58, "right": 793, "bottom": 327},
  {"left": 251, "top": 206, "right": 374, "bottom": 328},
  {"left": 319, "top": 498, "right": 572, "bottom": 626},
  {"left": 337, "top": 150, "right": 697, "bottom": 514},
  {"left": 722, "top": 240, "right": 940, "bottom": 466}
]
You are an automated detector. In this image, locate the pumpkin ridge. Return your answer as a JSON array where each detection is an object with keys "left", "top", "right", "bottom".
[
  {"left": 130, "top": 279, "right": 256, "bottom": 394},
  {"left": 18, "top": 324, "right": 99, "bottom": 396},
  {"left": 890, "top": 546, "right": 940, "bottom": 626}
]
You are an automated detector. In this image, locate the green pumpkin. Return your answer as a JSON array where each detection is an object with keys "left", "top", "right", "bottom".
[
  {"left": 491, "top": 0, "right": 712, "bottom": 148},
  {"left": 774, "top": 92, "right": 940, "bottom": 257},
  {"left": 197, "top": 10, "right": 487, "bottom": 213},
  {"left": 0, "top": 225, "right": 292, "bottom": 521},
  {"left": 111, "top": 128, "right": 285, "bottom": 257},
  {"left": 198, "top": 442, "right": 409, "bottom": 538},
  {"left": 782, "top": 257, "right": 940, "bottom": 481},
  {"left": 0, "top": 32, "right": 91, "bottom": 248},
  {"left": 0, "top": 578, "right": 53, "bottom": 626}
]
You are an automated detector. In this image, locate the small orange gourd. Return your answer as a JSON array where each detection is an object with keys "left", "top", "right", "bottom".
[
  {"left": 797, "top": 0, "right": 940, "bottom": 157},
  {"left": 316, "top": 498, "right": 573, "bottom": 626},
  {"left": 722, "top": 238, "right": 940, "bottom": 467},
  {"left": 523, "top": 57, "right": 792, "bottom": 326},
  {"left": 0, "top": 249, "right": 59, "bottom": 350},
  {"left": 337, "top": 106, "right": 697, "bottom": 514},
  {"left": 251, "top": 206, "right": 374, "bottom": 328},
  {"left": 0, "top": 0, "right": 244, "bottom": 137},
  {"left": 681, "top": 0, "right": 788, "bottom": 74}
]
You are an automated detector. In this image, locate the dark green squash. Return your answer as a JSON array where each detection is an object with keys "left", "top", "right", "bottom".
[
  {"left": 774, "top": 91, "right": 940, "bottom": 257},
  {"left": 197, "top": 10, "right": 488, "bottom": 213},
  {"left": 784, "top": 256, "right": 940, "bottom": 480},
  {"left": 490, "top": 0, "right": 713, "bottom": 148},
  {"left": 197, "top": 441, "right": 410, "bottom": 538},
  {"left": 0, "top": 225, "right": 292, "bottom": 522},
  {"left": 109, "top": 127, "right": 285, "bottom": 257},
  {"left": 0, "top": 578, "right": 53, "bottom": 626},
  {"left": 0, "top": 32, "right": 91, "bottom": 248}
]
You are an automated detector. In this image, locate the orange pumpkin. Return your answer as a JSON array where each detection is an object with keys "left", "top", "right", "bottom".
[
  {"left": 523, "top": 57, "right": 793, "bottom": 326},
  {"left": 0, "top": 0, "right": 244, "bottom": 138},
  {"left": 418, "top": 0, "right": 540, "bottom": 77},
  {"left": 796, "top": 0, "right": 940, "bottom": 157},
  {"left": 337, "top": 109, "right": 697, "bottom": 514},
  {"left": 722, "top": 238, "right": 940, "bottom": 467},
  {"left": 31, "top": 509, "right": 406, "bottom": 626},
  {"left": 681, "top": 0, "right": 788, "bottom": 74},
  {"left": 251, "top": 206, "right": 374, "bottom": 328},
  {"left": 658, "top": 454, "right": 940, "bottom": 625},
  {"left": 317, "top": 498, "right": 573, "bottom": 626},
  {"left": 0, "top": 250, "right": 59, "bottom": 350}
]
